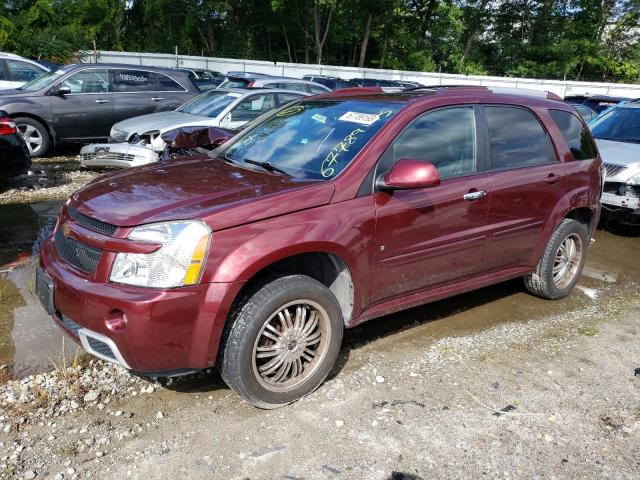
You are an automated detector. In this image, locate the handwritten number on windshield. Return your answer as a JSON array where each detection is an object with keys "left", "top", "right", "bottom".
[{"left": 321, "top": 128, "right": 365, "bottom": 178}]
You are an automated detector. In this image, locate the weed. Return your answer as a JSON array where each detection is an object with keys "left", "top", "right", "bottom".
[{"left": 578, "top": 325, "right": 598, "bottom": 336}]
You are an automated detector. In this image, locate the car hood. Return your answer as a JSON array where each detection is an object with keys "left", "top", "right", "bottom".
[
  {"left": 69, "top": 156, "right": 334, "bottom": 230},
  {"left": 114, "top": 111, "right": 216, "bottom": 136},
  {"left": 595, "top": 139, "right": 640, "bottom": 167}
]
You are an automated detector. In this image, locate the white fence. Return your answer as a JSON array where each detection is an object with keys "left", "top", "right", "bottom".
[{"left": 83, "top": 50, "right": 640, "bottom": 98}]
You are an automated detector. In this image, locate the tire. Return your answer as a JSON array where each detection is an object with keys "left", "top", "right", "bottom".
[
  {"left": 524, "top": 218, "right": 589, "bottom": 299},
  {"left": 15, "top": 117, "right": 50, "bottom": 157},
  {"left": 220, "top": 275, "right": 344, "bottom": 409}
]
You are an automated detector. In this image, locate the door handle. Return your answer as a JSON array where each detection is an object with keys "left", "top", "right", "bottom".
[
  {"left": 94, "top": 99, "right": 110, "bottom": 104},
  {"left": 545, "top": 173, "right": 560, "bottom": 184},
  {"left": 151, "top": 97, "right": 165, "bottom": 101},
  {"left": 463, "top": 190, "right": 487, "bottom": 201}
]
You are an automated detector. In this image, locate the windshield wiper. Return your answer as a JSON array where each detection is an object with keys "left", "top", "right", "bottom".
[
  {"left": 243, "top": 159, "right": 290, "bottom": 175},
  {"left": 596, "top": 136, "right": 640, "bottom": 143}
]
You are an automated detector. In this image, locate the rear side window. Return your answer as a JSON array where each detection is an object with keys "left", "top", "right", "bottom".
[
  {"left": 307, "top": 85, "right": 329, "bottom": 94},
  {"left": 485, "top": 106, "right": 552, "bottom": 169},
  {"left": 549, "top": 109, "right": 598, "bottom": 160},
  {"left": 6, "top": 60, "right": 44, "bottom": 82},
  {"left": 153, "top": 73, "right": 185, "bottom": 91},
  {"left": 113, "top": 70, "right": 155, "bottom": 92}
]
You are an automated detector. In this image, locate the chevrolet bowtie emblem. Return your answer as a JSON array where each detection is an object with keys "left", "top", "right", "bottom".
[{"left": 61, "top": 223, "right": 71, "bottom": 238}]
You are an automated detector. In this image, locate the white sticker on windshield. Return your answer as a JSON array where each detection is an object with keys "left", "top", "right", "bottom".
[
  {"left": 339, "top": 111, "right": 380, "bottom": 125},
  {"left": 311, "top": 113, "right": 327, "bottom": 124}
]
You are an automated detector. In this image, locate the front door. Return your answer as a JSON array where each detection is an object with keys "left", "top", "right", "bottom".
[
  {"left": 372, "top": 106, "right": 491, "bottom": 303},
  {"left": 50, "top": 68, "right": 113, "bottom": 140}
]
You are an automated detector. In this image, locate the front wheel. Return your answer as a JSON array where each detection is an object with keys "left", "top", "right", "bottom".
[
  {"left": 220, "top": 275, "right": 344, "bottom": 409},
  {"left": 524, "top": 218, "right": 589, "bottom": 299}
]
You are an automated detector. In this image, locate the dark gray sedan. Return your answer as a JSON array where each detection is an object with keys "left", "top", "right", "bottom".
[{"left": 0, "top": 63, "right": 200, "bottom": 156}]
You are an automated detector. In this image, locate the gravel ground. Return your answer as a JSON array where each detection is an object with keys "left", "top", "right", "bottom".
[{"left": 0, "top": 155, "right": 100, "bottom": 206}]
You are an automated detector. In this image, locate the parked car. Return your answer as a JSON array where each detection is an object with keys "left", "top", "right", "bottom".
[
  {"left": 0, "top": 110, "right": 30, "bottom": 184},
  {"left": 564, "top": 94, "right": 630, "bottom": 113},
  {"left": 218, "top": 74, "right": 330, "bottom": 94},
  {"left": 568, "top": 103, "right": 598, "bottom": 123},
  {"left": 36, "top": 86, "right": 601, "bottom": 408},
  {"left": 80, "top": 88, "right": 308, "bottom": 168},
  {"left": 302, "top": 75, "right": 359, "bottom": 90},
  {"left": 174, "top": 67, "right": 225, "bottom": 91},
  {"left": 0, "top": 63, "right": 200, "bottom": 157},
  {"left": 588, "top": 101, "right": 640, "bottom": 225},
  {"left": 0, "top": 52, "right": 50, "bottom": 90},
  {"left": 350, "top": 78, "right": 404, "bottom": 88}
]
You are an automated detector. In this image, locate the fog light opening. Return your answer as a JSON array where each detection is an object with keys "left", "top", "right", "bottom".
[{"left": 105, "top": 309, "right": 127, "bottom": 333}]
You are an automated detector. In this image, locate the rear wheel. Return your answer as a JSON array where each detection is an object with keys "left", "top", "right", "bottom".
[
  {"left": 220, "top": 275, "right": 343, "bottom": 409},
  {"left": 524, "top": 218, "right": 588, "bottom": 299},
  {"left": 15, "top": 117, "right": 50, "bottom": 157}
]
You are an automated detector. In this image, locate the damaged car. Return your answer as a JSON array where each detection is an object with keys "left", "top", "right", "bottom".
[
  {"left": 80, "top": 88, "right": 308, "bottom": 168},
  {"left": 589, "top": 101, "right": 640, "bottom": 226}
]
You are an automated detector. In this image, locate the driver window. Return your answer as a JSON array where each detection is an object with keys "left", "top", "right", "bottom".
[
  {"left": 229, "top": 94, "right": 276, "bottom": 122},
  {"left": 59, "top": 69, "right": 109, "bottom": 94},
  {"left": 391, "top": 106, "right": 477, "bottom": 179}
]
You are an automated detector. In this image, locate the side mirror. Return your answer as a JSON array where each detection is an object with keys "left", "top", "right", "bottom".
[
  {"left": 379, "top": 158, "right": 441, "bottom": 190},
  {"left": 53, "top": 86, "right": 71, "bottom": 96}
]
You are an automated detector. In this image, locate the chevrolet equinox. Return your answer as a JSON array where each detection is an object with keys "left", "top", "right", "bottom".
[{"left": 36, "top": 86, "right": 603, "bottom": 408}]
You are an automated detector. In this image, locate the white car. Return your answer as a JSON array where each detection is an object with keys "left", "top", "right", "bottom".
[
  {"left": 0, "top": 53, "right": 50, "bottom": 90},
  {"left": 590, "top": 102, "right": 640, "bottom": 226},
  {"left": 80, "top": 88, "right": 308, "bottom": 168}
]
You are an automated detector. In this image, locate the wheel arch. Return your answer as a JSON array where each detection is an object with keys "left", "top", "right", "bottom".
[{"left": 12, "top": 112, "right": 57, "bottom": 145}]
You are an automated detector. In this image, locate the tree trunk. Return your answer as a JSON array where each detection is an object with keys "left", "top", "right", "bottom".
[
  {"left": 313, "top": 2, "right": 334, "bottom": 64},
  {"left": 358, "top": 12, "right": 373, "bottom": 68},
  {"left": 461, "top": 0, "right": 489, "bottom": 63},
  {"left": 282, "top": 21, "right": 292, "bottom": 63},
  {"left": 379, "top": 29, "right": 389, "bottom": 69},
  {"left": 267, "top": 29, "right": 273, "bottom": 62}
]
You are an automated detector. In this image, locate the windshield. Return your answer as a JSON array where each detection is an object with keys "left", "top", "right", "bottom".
[
  {"left": 19, "top": 68, "right": 68, "bottom": 91},
  {"left": 220, "top": 99, "right": 402, "bottom": 180},
  {"left": 590, "top": 106, "right": 640, "bottom": 143},
  {"left": 177, "top": 91, "right": 241, "bottom": 118}
]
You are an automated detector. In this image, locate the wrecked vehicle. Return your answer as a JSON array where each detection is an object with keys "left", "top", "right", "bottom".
[
  {"left": 80, "top": 88, "right": 308, "bottom": 169},
  {"left": 589, "top": 101, "right": 640, "bottom": 226},
  {"left": 37, "top": 86, "right": 602, "bottom": 408}
]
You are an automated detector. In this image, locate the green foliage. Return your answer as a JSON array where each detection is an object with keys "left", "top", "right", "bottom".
[{"left": 1, "top": 0, "right": 639, "bottom": 82}]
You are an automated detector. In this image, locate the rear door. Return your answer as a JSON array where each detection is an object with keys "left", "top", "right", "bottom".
[
  {"left": 372, "top": 105, "right": 491, "bottom": 302},
  {"left": 50, "top": 67, "right": 114, "bottom": 140},
  {"left": 482, "top": 105, "right": 566, "bottom": 270},
  {"left": 220, "top": 92, "right": 277, "bottom": 130}
]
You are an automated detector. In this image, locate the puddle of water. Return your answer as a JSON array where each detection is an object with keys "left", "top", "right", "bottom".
[{"left": 0, "top": 201, "right": 81, "bottom": 380}]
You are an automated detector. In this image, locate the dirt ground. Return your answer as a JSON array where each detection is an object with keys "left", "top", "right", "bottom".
[{"left": 0, "top": 155, "right": 638, "bottom": 480}]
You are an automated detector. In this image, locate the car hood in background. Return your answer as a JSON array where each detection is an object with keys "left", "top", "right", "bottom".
[
  {"left": 69, "top": 157, "right": 334, "bottom": 230},
  {"left": 113, "top": 111, "right": 217, "bottom": 136},
  {"left": 595, "top": 139, "right": 640, "bottom": 167}
]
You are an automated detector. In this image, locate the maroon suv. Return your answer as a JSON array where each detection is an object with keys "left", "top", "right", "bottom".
[{"left": 37, "top": 86, "right": 602, "bottom": 408}]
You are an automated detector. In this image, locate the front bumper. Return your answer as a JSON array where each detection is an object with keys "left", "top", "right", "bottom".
[
  {"left": 79, "top": 143, "right": 159, "bottom": 169},
  {"left": 38, "top": 236, "right": 241, "bottom": 373}
]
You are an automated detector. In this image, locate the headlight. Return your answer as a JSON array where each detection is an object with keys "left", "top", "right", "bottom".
[
  {"left": 110, "top": 221, "right": 211, "bottom": 288},
  {"left": 628, "top": 173, "right": 640, "bottom": 186}
]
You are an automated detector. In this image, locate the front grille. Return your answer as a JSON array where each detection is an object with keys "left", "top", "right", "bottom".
[
  {"left": 55, "top": 227, "right": 102, "bottom": 274},
  {"left": 80, "top": 152, "right": 136, "bottom": 163},
  {"left": 86, "top": 337, "right": 116, "bottom": 361},
  {"left": 68, "top": 206, "right": 117, "bottom": 236},
  {"left": 603, "top": 163, "right": 627, "bottom": 178},
  {"left": 57, "top": 313, "right": 81, "bottom": 338}
]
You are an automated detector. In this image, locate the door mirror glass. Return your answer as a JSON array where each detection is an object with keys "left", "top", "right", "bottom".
[{"left": 381, "top": 158, "right": 441, "bottom": 190}]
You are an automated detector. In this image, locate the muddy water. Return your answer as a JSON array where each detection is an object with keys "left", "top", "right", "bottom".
[
  {"left": 0, "top": 201, "right": 80, "bottom": 379},
  {"left": 0, "top": 203, "right": 638, "bottom": 381}
]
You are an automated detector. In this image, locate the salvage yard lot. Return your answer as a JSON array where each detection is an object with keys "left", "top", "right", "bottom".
[{"left": 0, "top": 158, "right": 639, "bottom": 479}]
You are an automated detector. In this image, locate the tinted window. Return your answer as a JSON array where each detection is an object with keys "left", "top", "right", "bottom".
[
  {"left": 308, "top": 85, "right": 329, "bottom": 94},
  {"left": 277, "top": 92, "right": 303, "bottom": 104},
  {"left": 60, "top": 69, "right": 109, "bottom": 93},
  {"left": 280, "top": 82, "right": 308, "bottom": 93},
  {"left": 228, "top": 93, "right": 277, "bottom": 122},
  {"left": 221, "top": 99, "right": 401, "bottom": 180},
  {"left": 6, "top": 60, "right": 44, "bottom": 82},
  {"left": 391, "top": 107, "right": 477, "bottom": 179},
  {"left": 153, "top": 72, "right": 185, "bottom": 91},
  {"left": 113, "top": 69, "right": 154, "bottom": 92},
  {"left": 549, "top": 110, "right": 598, "bottom": 160},
  {"left": 220, "top": 78, "right": 251, "bottom": 89},
  {"left": 485, "top": 106, "right": 551, "bottom": 169}
]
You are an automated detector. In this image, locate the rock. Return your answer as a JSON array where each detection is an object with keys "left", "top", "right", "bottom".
[
  {"left": 83, "top": 390, "right": 100, "bottom": 403},
  {"left": 156, "top": 411, "right": 164, "bottom": 419},
  {"left": 115, "top": 411, "right": 123, "bottom": 417},
  {"left": 375, "top": 376, "right": 385, "bottom": 384},
  {"left": 96, "top": 451, "right": 104, "bottom": 458},
  {"left": 67, "top": 467, "right": 75, "bottom": 475},
  {"left": 55, "top": 474, "right": 64, "bottom": 480},
  {"left": 24, "top": 471, "right": 37, "bottom": 479},
  {"left": 335, "top": 420, "right": 344, "bottom": 428}
]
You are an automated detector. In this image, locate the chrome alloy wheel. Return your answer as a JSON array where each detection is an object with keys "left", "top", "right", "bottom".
[
  {"left": 17, "top": 123, "right": 43, "bottom": 155},
  {"left": 252, "top": 300, "right": 330, "bottom": 392},
  {"left": 553, "top": 233, "right": 583, "bottom": 289}
]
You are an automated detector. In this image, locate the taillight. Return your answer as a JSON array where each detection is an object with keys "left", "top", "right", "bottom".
[
  {"left": 247, "top": 81, "right": 254, "bottom": 87},
  {"left": 0, "top": 117, "right": 17, "bottom": 135}
]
